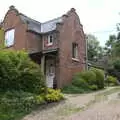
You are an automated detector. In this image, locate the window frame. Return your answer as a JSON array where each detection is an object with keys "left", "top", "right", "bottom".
[
  {"left": 47, "top": 34, "right": 53, "bottom": 46},
  {"left": 72, "top": 43, "right": 79, "bottom": 60},
  {"left": 5, "top": 29, "right": 15, "bottom": 47}
]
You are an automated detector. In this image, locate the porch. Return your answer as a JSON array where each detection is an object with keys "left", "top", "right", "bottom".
[{"left": 30, "top": 50, "right": 59, "bottom": 88}]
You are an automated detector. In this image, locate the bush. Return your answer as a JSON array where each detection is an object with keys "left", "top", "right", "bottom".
[
  {"left": 0, "top": 90, "right": 46, "bottom": 120},
  {"left": 105, "top": 76, "right": 118, "bottom": 86},
  {"left": 45, "top": 88, "right": 64, "bottom": 102},
  {"left": 113, "top": 59, "right": 120, "bottom": 71},
  {"left": 72, "top": 77, "right": 89, "bottom": 89},
  {"left": 63, "top": 68, "right": 105, "bottom": 94},
  {"left": 78, "top": 71, "right": 96, "bottom": 85},
  {"left": 0, "top": 50, "right": 45, "bottom": 94},
  {"left": 89, "top": 85, "right": 98, "bottom": 90},
  {"left": 90, "top": 68, "right": 104, "bottom": 89}
]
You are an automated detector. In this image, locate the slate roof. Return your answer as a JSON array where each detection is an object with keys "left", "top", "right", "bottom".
[
  {"left": 41, "top": 17, "right": 63, "bottom": 33},
  {"left": 19, "top": 13, "right": 63, "bottom": 34}
]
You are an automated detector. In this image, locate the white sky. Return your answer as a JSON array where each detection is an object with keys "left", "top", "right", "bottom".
[{"left": 0, "top": 0, "right": 120, "bottom": 46}]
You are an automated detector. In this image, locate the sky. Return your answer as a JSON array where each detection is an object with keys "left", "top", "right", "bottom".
[{"left": 0, "top": 0, "right": 120, "bottom": 46}]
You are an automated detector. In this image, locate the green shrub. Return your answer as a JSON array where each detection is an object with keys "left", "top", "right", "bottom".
[
  {"left": 0, "top": 50, "right": 45, "bottom": 94},
  {"left": 90, "top": 68, "right": 104, "bottom": 89},
  {"left": 89, "top": 85, "right": 98, "bottom": 90},
  {"left": 35, "top": 95, "right": 46, "bottom": 105},
  {"left": 72, "top": 77, "right": 89, "bottom": 89},
  {"left": 80, "top": 71, "right": 96, "bottom": 85},
  {"left": 0, "top": 90, "right": 47, "bottom": 120},
  {"left": 63, "top": 68, "right": 105, "bottom": 94},
  {"left": 113, "top": 59, "right": 120, "bottom": 71},
  {"left": 106, "top": 76, "right": 118, "bottom": 86},
  {"left": 45, "top": 88, "right": 64, "bottom": 102}
]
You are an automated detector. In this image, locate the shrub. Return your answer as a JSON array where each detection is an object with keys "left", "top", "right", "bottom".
[
  {"left": 34, "top": 95, "right": 45, "bottom": 105},
  {"left": 45, "top": 88, "right": 64, "bottom": 102},
  {"left": 89, "top": 85, "right": 98, "bottom": 90},
  {"left": 0, "top": 50, "right": 45, "bottom": 94},
  {"left": 79, "top": 71, "right": 96, "bottom": 85},
  {"left": 113, "top": 59, "right": 120, "bottom": 71},
  {"left": 106, "top": 76, "right": 118, "bottom": 86},
  {"left": 90, "top": 68, "right": 104, "bottom": 89},
  {"left": 63, "top": 68, "right": 105, "bottom": 94},
  {"left": 0, "top": 90, "right": 47, "bottom": 120},
  {"left": 72, "top": 77, "right": 89, "bottom": 89}
]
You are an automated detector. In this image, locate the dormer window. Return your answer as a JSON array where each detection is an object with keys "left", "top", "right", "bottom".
[
  {"left": 5, "top": 29, "right": 15, "bottom": 47},
  {"left": 47, "top": 35, "right": 53, "bottom": 46}
]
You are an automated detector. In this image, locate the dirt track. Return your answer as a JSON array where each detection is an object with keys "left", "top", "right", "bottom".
[{"left": 23, "top": 87, "right": 120, "bottom": 120}]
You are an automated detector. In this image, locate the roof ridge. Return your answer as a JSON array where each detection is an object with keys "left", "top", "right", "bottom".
[
  {"left": 19, "top": 13, "right": 41, "bottom": 24},
  {"left": 42, "top": 16, "right": 62, "bottom": 24}
]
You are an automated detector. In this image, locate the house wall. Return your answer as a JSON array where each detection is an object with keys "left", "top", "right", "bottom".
[
  {"left": 58, "top": 8, "right": 86, "bottom": 88},
  {"left": 2, "top": 8, "right": 27, "bottom": 50},
  {"left": 2, "top": 7, "right": 42, "bottom": 54},
  {"left": 26, "top": 31, "right": 42, "bottom": 53},
  {"left": 43, "top": 32, "right": 58, "bottom": 51}
]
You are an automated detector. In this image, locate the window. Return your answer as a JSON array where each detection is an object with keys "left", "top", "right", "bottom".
[
  {"left": 72, "top": 43, "right": 78, "bottom": 59},
  {"left": 48, "top": 35, "right": 53, "bottom": 45},
  {"left": 5, "top": 29, "right": 15, "bottom": 47}
]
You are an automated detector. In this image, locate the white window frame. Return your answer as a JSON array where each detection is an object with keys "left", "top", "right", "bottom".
[
  {"left": 72, "top": 43, "right": 79, "bottom": 60},
  {"left": 5, "top": 29, "right": 15, "bottom": 47},
  {"left": 47, "top": 35, "right": 53, "bottom": 46}
]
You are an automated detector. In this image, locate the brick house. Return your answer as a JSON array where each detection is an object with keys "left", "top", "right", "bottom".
[{"left": 0, "top": 6, "right": 86, "bottom": 88}]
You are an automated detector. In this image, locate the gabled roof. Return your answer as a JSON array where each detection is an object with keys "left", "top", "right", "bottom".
[{"left": 19, "top": 13, "right": 63, "bottom": 34}]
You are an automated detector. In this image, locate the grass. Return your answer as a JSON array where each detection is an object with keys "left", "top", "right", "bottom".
[{"left": 62, "top": 85, "right": 92, "bottom": 94}]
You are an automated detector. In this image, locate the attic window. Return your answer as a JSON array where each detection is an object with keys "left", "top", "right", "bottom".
[
  {"left": 47, "top": 35, "right": 53, "bottom": 46},
  {"left": 5, "top": 29, "right": 15, "bottom": 47}
]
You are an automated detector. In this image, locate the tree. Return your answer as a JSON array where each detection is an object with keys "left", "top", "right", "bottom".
[
  {"left": 105, "top": 33, "right": 120, "bottom": 58},
  {"left": 86, "top": 34, "right": 104, "bottom": 61}
]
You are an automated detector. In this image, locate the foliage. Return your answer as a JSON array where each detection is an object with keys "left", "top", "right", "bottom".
[
  {"left": 90, "top": 68, "right": 104, "bottom": 89},
  {"left": 113, "top": 59, "right": 120, "bottom": 71},
  {"left": 89, "top": 85, "right": 98, "bottom": 90},
  {"left": 0, "top": 50, "right": 45, "bottom": 94},
  {"left": 72, "top": 76, "right": 89, "bottom": 88},
  {"left": 105, "top": 76, "right": 118, "bottom": 86},
  {"left": 0, "top": 91, "right": 39, "bottom": 120},
  {"left": 62, "top": 85, "right": 89, "bottom": 94},
  {"left": 86, "top": 34, "right": 104, "bottom": 61},
  {"left": 45, "top": 88, "right": 64, "bottom": 102},
  {"left": 76, "top": 71, "right": 96, "bottom": 85},
  {"left": 63, "top": 68, "right": 105, "bottom": 94},
  {"left": 0, "top": 88, "right": 64, "bottom": 120}
]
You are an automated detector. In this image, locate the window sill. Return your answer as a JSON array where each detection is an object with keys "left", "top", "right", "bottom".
[
  {"left": 47, "top": 43, "right": 53, "bottom": 46},
  {"left": 72, "top": 58, "right": 79, "bottom": 62}
]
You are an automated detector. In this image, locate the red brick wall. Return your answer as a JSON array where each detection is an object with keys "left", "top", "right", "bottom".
[
  {"left": 58, "top": 8, "right": 86, "bottom": 88},
  {"left": 43, "top": 32, "right": 58, "bottom": 51},
  {"left": 2, "top": 9, "right": 27, "bottom": 50},
  {"left": 26, "top": 31, "right": 42, "bottom": 53},
  {"left": 2, "top": 8, "right": 42, "bottom": 53}
]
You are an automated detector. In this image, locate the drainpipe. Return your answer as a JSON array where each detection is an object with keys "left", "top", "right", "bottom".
[{"left": 85, "top": 34, "right": 88, "bottom": 70}]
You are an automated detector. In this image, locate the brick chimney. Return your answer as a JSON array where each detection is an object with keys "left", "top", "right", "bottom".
[{"left": 9, "top": 5, "right": 16, "bottom": 10}]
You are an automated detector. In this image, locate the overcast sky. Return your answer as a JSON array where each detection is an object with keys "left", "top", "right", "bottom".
[{"left": 0, "top": 0, "right": 120, "bottom": 46}]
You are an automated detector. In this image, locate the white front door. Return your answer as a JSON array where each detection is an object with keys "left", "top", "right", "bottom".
[{"left": 46, "top": 60, "right": 55, "bottom": 88}]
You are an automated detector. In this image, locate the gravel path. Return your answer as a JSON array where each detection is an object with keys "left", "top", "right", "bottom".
[{"left": 22, "top": 87, "right": 120, "bottom": 120}]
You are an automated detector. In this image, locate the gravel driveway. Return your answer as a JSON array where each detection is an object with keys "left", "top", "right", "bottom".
[{"left": 23, "top": 87, "right": 120, "bottom": 120}]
